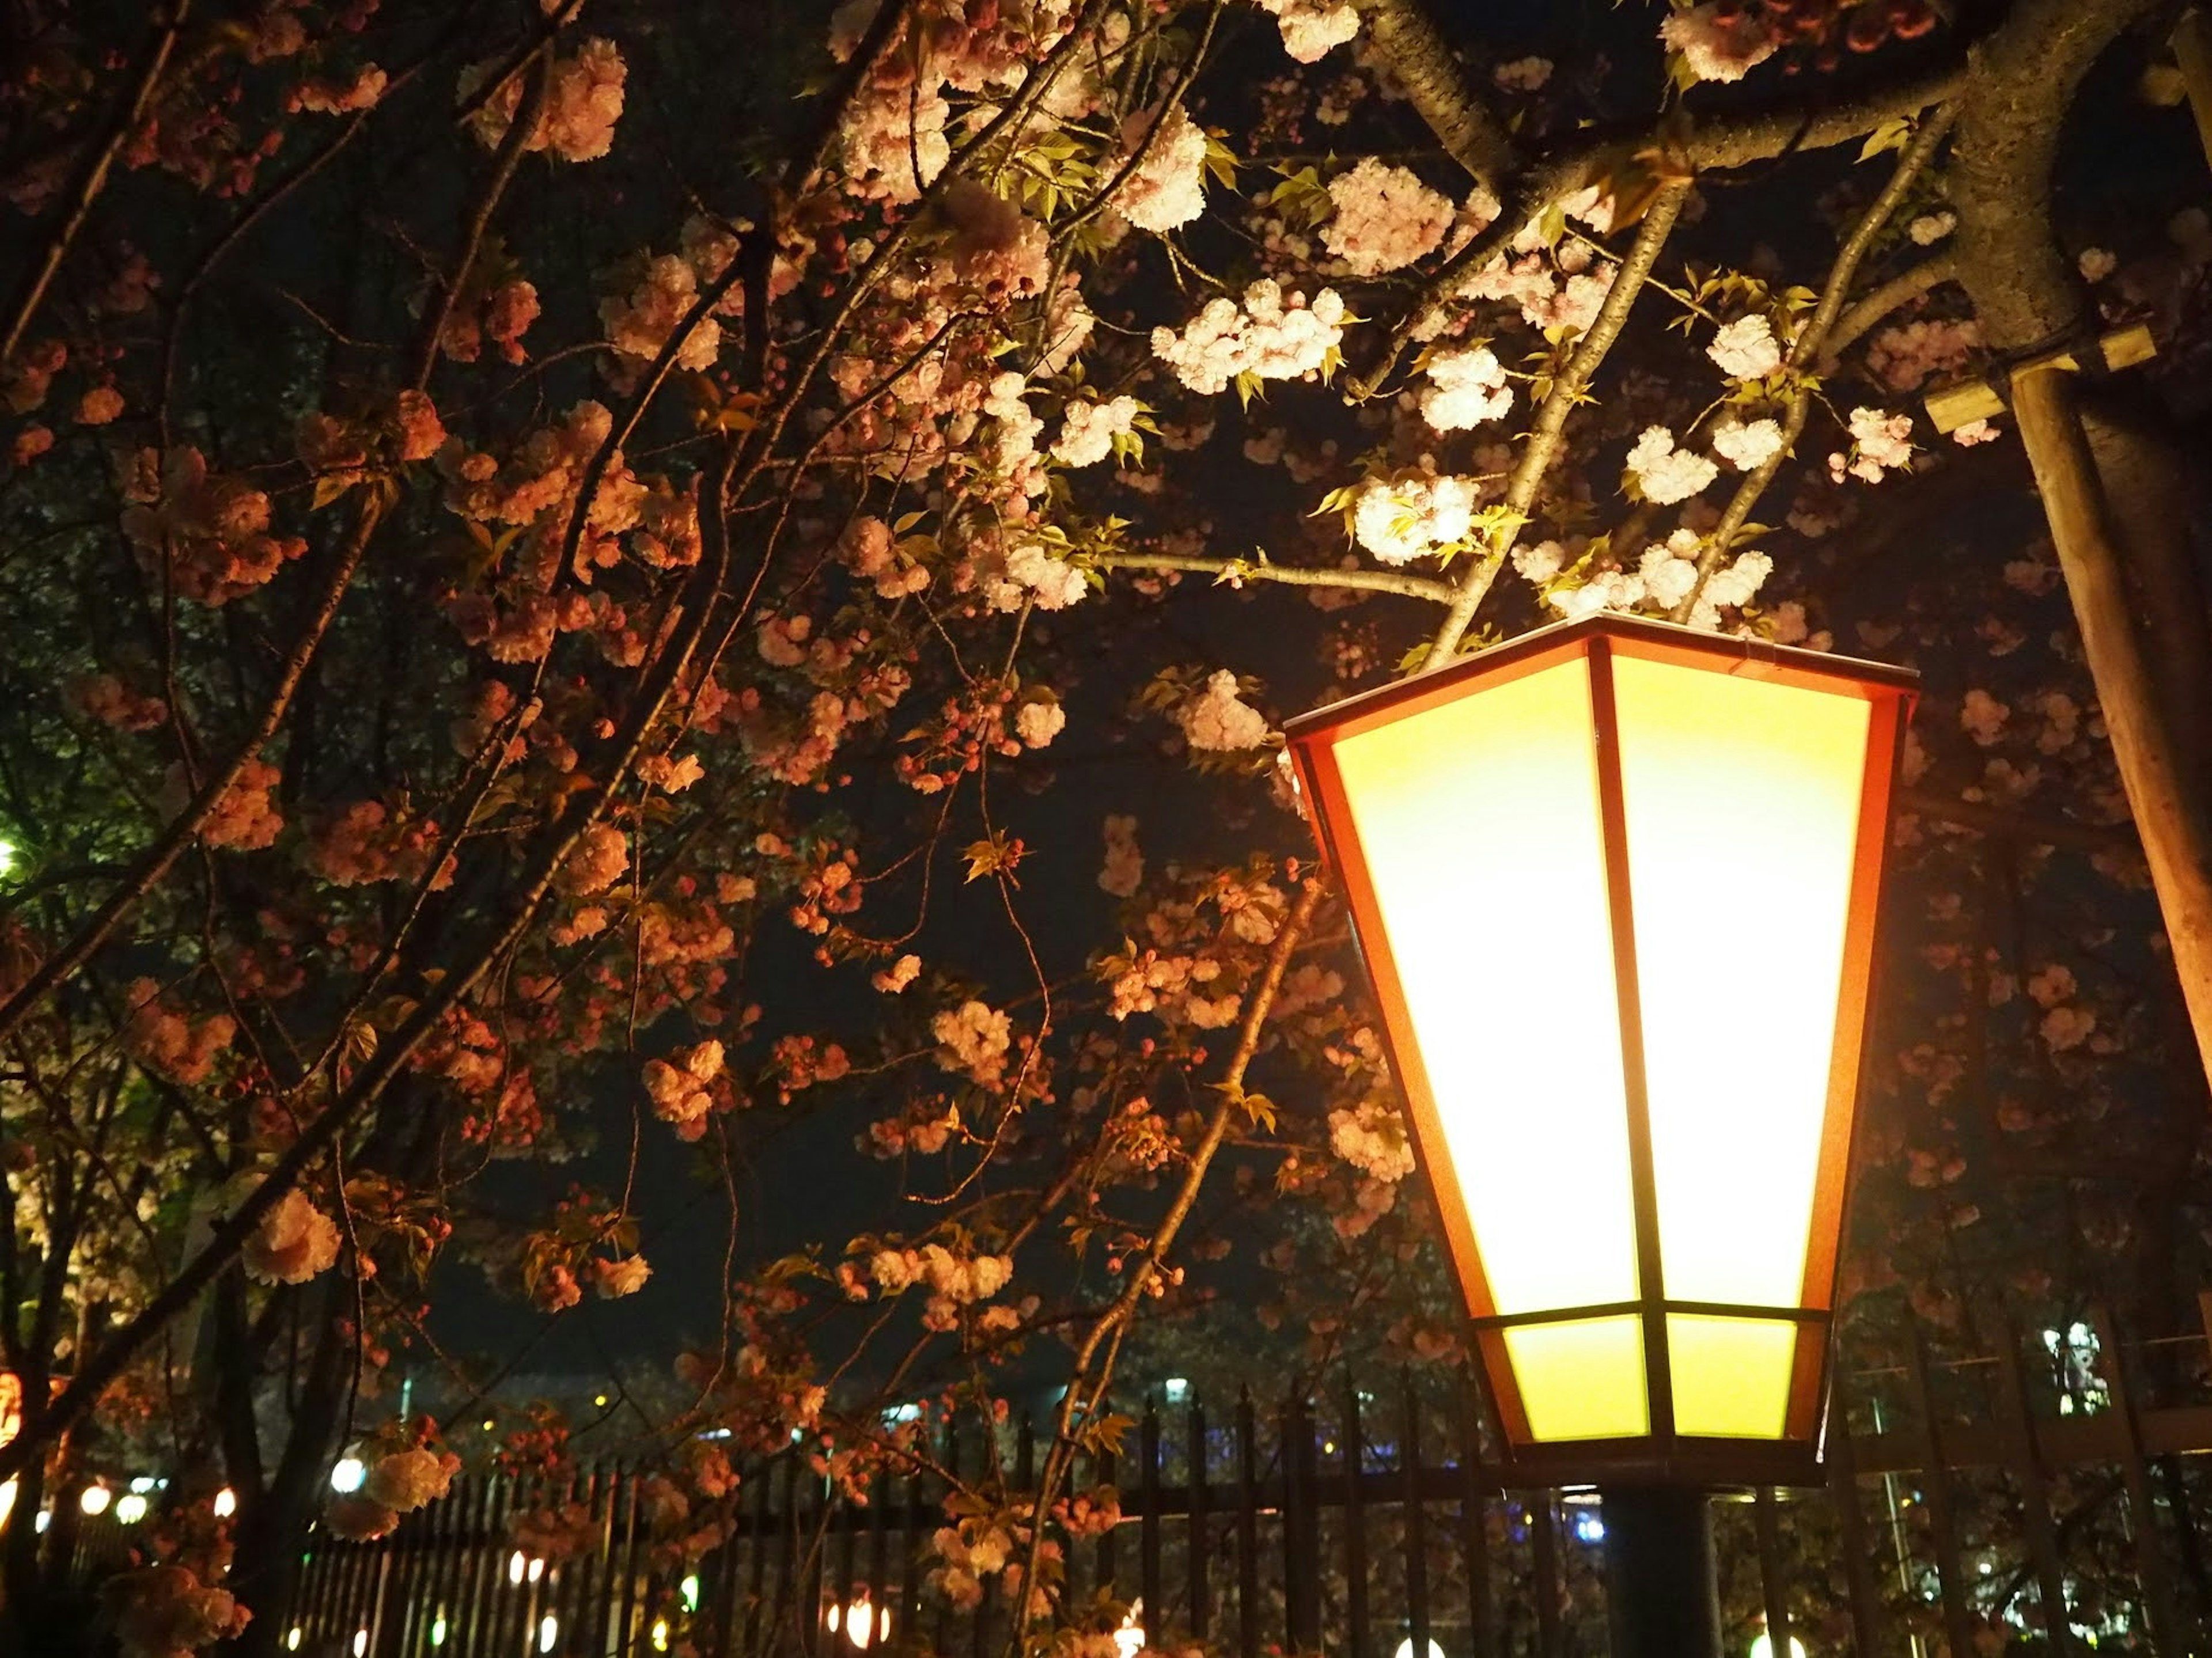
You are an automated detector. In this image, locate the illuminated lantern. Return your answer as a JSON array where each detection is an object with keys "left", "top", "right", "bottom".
[{"left": 1285, "top": 614, "right": 1915, "bottom": 1485}]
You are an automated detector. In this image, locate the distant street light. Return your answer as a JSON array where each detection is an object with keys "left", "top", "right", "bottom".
[{"left": 1287, "top": 614, "right": 1916, "bottom": 1656}]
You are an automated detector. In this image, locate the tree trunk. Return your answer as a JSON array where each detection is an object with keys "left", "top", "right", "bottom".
[
  {"left": 1949, "top": 0, "right": 2212, "bottom": 1090},
  {"left": 2007, "top": 367, "right": 2212, "bottom": 1086}
]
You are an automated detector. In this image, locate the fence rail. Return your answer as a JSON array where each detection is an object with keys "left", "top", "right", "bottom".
[{"left": 68, "top": 1310, "right": 2212, "bottom": 1656}]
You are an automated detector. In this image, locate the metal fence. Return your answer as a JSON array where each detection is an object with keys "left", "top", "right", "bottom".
[{"left": 100, "top": 1307, "right": 2212, "bottom": 1656}]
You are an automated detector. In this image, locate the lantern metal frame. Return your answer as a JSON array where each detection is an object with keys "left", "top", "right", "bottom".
[{"left": 1285, "top": 613, "right": 1918, "bottom": 1489}]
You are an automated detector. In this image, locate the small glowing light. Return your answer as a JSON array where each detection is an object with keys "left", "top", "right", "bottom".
[
  {"left": 79, "top": 1485, "right": 112, "bottom": 1516},
  {"left": 1748, "top": 1636, "right": 1809, "bottom": 1658},
  {"left": 115, "top": 1493, "right": 149, "bottom": 1524},
  {"left": 539, "top": 1615, "right": 559, "bottom": 1652},
  {"left": 509, "top": 1551, "right": 528, "bottom": 1586},
  {"left": 1393, "top": 1641, "right": 1446, "bottom": 1658},
  {"left": 681, "top": 1574, "right": 700, "bottom": 1612},
  {"left": 528, "top": 1556, "right": 546, "bottom": 1584},
  {"left": 1163, "top": 1378, "right": 1190, "bottom": 1405},
  {"left": 353, "top": 1632, "right": 369, "bottom": 1658},
  {"left": 287, "top": 1630, "right": 302, "bottom": 1652},
  {"left": 35, "top": 1509, "right": 51, "bottom": 1533},
  {"left": 1979, "top": 1560, "right": 1994, "bottom": 1576},
  {"left": 129, "top": 1476, "right": 158, "bottom": 1494},
  {"left": 829, "top": 1592, "right": 887, "bottom": 1649},
  {"left": 1115, "top": 1603, "right": 1146, "bottom": 1658},
  {"left": 0, "top": 841, "right": 15, "bottom": 878},
  {"left": 483, "top": 1419, "right": 496, "bottom": 1432},
  {"left": 214, "top": 1488, "right": 237, "bottom": 1517},
  {"left": 330, "top": 1457, "right": 366, "bottom": 1494},
  {"left": 1572, "top": 1511, "right": 1607, "bottom": 1545},
  {"left": 0, "top": 1481, "right": 15, "bottom": 1524},
  {"left": 594, "top": 1394, "right": 609, "bottom": 1408},
  {"left": 651, "top": 1621, "right": 671, "bottom": 1653},
  {"left": 430, "top": 1612, "right": 449, "bottom": 1647}
]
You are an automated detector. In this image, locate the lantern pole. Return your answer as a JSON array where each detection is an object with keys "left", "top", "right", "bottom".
[{"left": 1600, "top": 1485, "right": 1722, "bottom": 1658}]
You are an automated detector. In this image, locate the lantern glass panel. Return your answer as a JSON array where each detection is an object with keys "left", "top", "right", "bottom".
[
  {"left": 1610, "top": 657, "right": 1870, "bottom": 1328},
  {"left": 1502, "top": 1317, "right": 1649, "bottom": 1441},
  {"left": 1329, "top": 657, "right": 1639, "bottom": 1315},
  {"left": 1665, "top": 1314, "right": 1796, "bottom": 1440}
]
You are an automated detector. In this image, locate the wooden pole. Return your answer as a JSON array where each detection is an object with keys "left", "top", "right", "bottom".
[
  {"left": 2173, "top": 9, "right": 2212, "bottom": 172},
  {"left": 2009, "top": 363, "right": 2212, "bottom": 1086}
]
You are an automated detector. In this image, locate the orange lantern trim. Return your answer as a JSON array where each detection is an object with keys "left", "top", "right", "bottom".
[{"left": 1285, "top": 613, "right": 1917, "bottom": 1488}]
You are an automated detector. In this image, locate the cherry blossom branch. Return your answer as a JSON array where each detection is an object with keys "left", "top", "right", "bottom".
[
  {"left": 1675, "top": 104, "right": 1958, "bottom": 617},
  {"left": 0, "top": 452, "right": 753, "bottom": 1486},
  {"left": 1, "top": 0, "right": 192, "bottom": 367},
  {"left": 1352, "top": 0, "right": 1514, "bottom": 190},
  {"left": 1009, "top": 879, "right": 1322, "bottom": 1652},
  {"left": 1089, "top": 549, "right": 1457, "bottom": 603},
  {"left": 726, "top": 0, "right": 1117, "bottom": 522},
  {"left": 1421, "top": 184, "right": 1691, "bottom": 666},
  {"left": 0, "top": 491, "right": 388, "bottom": 1050},
  {"left": 1817, "top": 253, "right": 1960, "bottom": 372},
  {"left": 1898, "top": 789, "right": 2137, "bottom": 856},
  {"left": 1348, "top": 61, "right": 1963, "bottom": 399},
  {"left": 412, "top": 50, "right": 556, "bottom": 391}
]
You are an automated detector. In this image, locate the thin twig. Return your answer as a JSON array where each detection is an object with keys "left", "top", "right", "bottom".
[
  {"left": 1090, "top": 549, "right": 1456, "bottom": 604},
  {"left": 2, "top": 1, "right": 193, "bottom": 366},
  {"left": 1676, "top": 105, "right": 1958, "bottom": 617}
]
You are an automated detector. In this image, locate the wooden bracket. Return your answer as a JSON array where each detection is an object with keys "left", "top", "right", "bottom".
[{"left": 1922, "top": 322, "right": 2157, "bottom": 434}]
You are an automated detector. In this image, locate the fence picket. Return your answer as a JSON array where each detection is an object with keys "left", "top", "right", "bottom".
[
  {"left": 1752, "top": 1488, "right": 1791, "bottom": 1658},
  {"left": 1187, "top": 1397, "right": 1210, "bottom": 1642},
  {"left": 1906, "top": 1315, "right": 1980, "bottom": 1658},
  {"left": 1457, "top": 1378, "right": 1494, "bottom": 1658},
  {"left": 1141, "top": 1397, "right": 1162, "bottom": 1635},
  {"left": 1996, "top": 1317, "right": 2079, "bottom": 1657},
  {"left": 2092, "top": 1306, "right": 2195, "bottom": 1653},
  {"left": 1530, "top": 1490, "right": 1560, "bottom": 1658},
  {"left": 1283, "top": 1396, "right": 1319, "bottom": 1651},
  {"left": 1823, "top": 1402, "right": 1886, "bottom": 1657},
  {"left": 1235, "top": 1387, "right": 1259, "bottom": 1658},
  {"left": 1343, "top": 1380, "right": 1368, "bottom": 1658},
  {"left": 1403, "top": 1374, "right": 1428, "bottom": 1658}
]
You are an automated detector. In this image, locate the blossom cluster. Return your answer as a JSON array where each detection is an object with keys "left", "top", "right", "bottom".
[
  {"left": 465, "top": 39, "right": 627, "bottom": 163},
  {"left": 1052, "top": 396, "right": 1141, "bottom": 468},
  {"left": 1828, "top": 406, "right": 1916, "bottom": 484},
  {"left": 1416, "top": 343, "right": 1512, "bottom": 431},
  {"left": 1256, "top": 0, "right": 1360, "bottom": 61},
  {"left": 933, "top": 1000, "right": 1013, "bottom": 1086},
  {"left": 1351, "top": 471, "right": 1478, "bottom": 564},
  {"left": 1623, "top": 426, "right": 1718, "bottom": 505},
  {"left": 1176, "top": 670, "right": 1271, "bottom": 752},
  {"left": 1151, "top": 280, "right": 1346, "bottom": 395},
  {"left": 1707, "top": 314, "right": 1783, "bottom": 380},
  {"left": 1115, "top": 106, "right": 1209, "bottom": 233},
  {"left": 1660, "top": 2, "right": 1780, "bottom": 82},
  {"left": 1321, "top": 159, "right": 1453, "bottom": 276}
]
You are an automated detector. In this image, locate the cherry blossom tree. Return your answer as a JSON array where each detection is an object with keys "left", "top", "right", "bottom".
[{"left": 1, "top": 0, "right": 2209, "bottom": 1652}]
